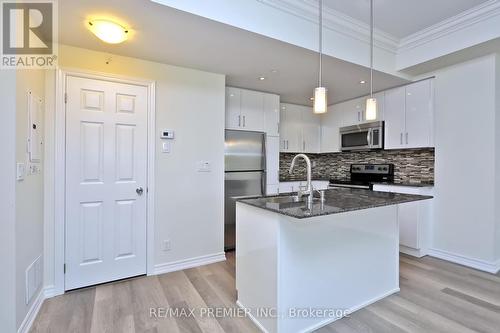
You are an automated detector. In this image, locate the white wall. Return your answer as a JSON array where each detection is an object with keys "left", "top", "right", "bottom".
[
  {"left": 496, "top": 55, "right": 500, "bottom": 263},
  {"left": 432, "top": 55, "right": 499, "bottom": 266},
  {"left": 15, "top": 70, "right": 46, "bottom": 329},
  {"left": 43, "top": 45, "right": 225, "bottom": 289},
  {"left": 0, "top": 71, "right": 17, "bottom": 333}
]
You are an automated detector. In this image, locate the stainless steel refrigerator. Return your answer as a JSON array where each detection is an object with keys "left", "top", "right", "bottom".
[{"left": 224, "top": 130, "right": 266, "bottom": 250}]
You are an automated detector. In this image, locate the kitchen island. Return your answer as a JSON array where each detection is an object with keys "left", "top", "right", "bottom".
[{"left": 235, "top": 188, "right": 432, "bottom": 333}]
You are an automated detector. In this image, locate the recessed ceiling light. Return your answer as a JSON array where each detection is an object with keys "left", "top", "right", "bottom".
[
  {"left": 88, "top": 19, "right": 129, "bottom": 44},
  {"left": 310, "top": 97, "right": 314, "bottom": 101},
  {"left": 259, "top": 77, "right": 266, "bottom": 81},
  {"left": 359, "top": 80, "right": 366, "bottom": 84}
]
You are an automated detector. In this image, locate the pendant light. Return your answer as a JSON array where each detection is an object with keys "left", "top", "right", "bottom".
[
  {"left": 313, "top": 0, "right": 327, "bottom": 114},
  {"left": 365, "top": 0, "right": 377, "bottom": 120}
]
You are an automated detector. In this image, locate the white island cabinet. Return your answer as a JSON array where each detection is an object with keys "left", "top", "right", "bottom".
[{"left": 236, "top": 203, "right": 400, "bottom": 333}]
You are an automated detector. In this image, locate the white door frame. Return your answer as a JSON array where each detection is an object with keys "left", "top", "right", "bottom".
[{"left": 53, "top": 68, "right": 156, "bottom": 294}]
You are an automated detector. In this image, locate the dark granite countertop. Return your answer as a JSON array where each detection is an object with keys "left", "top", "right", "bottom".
[
  {"left": 279, "top": 177, "right": 330, "bottom": 182},
  {"left": 238, "top": 188, "right": 432, "bottom": 219}
]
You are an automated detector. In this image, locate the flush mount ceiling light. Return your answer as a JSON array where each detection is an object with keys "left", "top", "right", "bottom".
[
  {"left": 88, "top": 19, "right": 129, "bottom": 44},
  {"left": 365, "top": 0, "right": 377, "bottom": 121},
  {"left": 313, "top": 0, "right": 327, "bottom": 114},
  {"left": 359, "top": 80, "right": 366, "bottom": 84}
]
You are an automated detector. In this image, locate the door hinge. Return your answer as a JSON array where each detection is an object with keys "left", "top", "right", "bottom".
[
  {"left": 64, "top": 93, "right": 67, "bottom": 104},
  {"left": 63, "top": 263, "right": 66, "bottom": 274}
]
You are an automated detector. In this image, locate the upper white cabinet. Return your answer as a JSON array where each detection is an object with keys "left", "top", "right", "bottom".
[
  {"left": 280, "top": 104, "right": 302, "bottom": 152},
  {"left": 384, "top": 87, "right": 407, "bottom": 149},
  {"left": 320, "top": 103, "right": 343, "bottom": 153},
  {"left": 280, "top": 103, "right": 320, "bottom": 153},
  {"left": 384, "top": 79, "right": 434, "bottom": 149},
  {"left": 225, "top": 87, "right": 242, "bottom": 129},
  {"left": 264, "top": 94, "right": 280, "bottom": 136},
  {"left": 240, "top": 89, "right": 264, "bottom": 131},
  {"left": 226, "top": 87, "right": 279, "bottom": 133},
  {"left": 339, "top": 92, "right": 385, "bottom": 127}
]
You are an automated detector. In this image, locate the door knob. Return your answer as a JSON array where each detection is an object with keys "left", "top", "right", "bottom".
[{"left": 136, "top": 187, "right": 144, "bottom": 196}]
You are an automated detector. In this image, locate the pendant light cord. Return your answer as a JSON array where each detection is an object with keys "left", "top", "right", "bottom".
[
  {"left": 370, "top": 0, "right": 374, "bottom": 98},
  {"left": 319, "top": 0, "right": 323, "bottom": 87}
]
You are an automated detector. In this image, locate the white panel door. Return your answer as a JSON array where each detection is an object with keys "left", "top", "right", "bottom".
[
  {"left": 405, "top": 80, "right": 432, "bottom": 148},
  {"left": 384, "top": 87, "right": 406, "bottom": 149},
  {"left": 65, "top": 76, "right": 148, "bottom": 290}
]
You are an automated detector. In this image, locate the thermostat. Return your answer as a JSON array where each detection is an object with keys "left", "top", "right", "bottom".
[{"left": 160, "top": 129, "right": 174, "bottom": 139}]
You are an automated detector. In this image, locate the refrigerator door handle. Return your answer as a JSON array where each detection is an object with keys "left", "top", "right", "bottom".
[{"left": 261, "top": 171, "right": 266, "bottom": 195}]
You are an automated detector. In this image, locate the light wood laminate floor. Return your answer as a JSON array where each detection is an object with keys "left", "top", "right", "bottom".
[{"left": 31, "top": 253, "right": 500, "bottom": 333}]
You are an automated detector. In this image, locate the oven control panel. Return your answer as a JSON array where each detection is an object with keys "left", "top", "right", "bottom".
[{"left": 351, "top": 164, "right": 393, "bottom": 175}]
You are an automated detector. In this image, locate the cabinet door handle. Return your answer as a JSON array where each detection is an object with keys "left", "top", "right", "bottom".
[
  {"left": 303, "top": 140, "right": 305, "bottom": 151},
  {"left": 358, "top": 112, "right": 361, "bottom": 122},
  {"left": 406, "top": 132, "right": 409, "bottom": 145},
  {"left": 400, "top": 133, "right": 403, "bottom": 145},
  {"left": 243, "top": 115, "right": 246, "bottom": 127},
  {"left": 238, "top": 115, "right": 241, "bottom": 127},
  {"left": 286, "top": 140, "right": 289, "bottom": 150}
]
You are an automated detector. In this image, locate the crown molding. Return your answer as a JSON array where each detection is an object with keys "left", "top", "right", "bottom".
[
  {"left": 398, "top": 0, "right": 500, "bottom": 52},
  {"left": 256, "top": 0, "right": 400, "bottom": 54},
  {"left": 257, "top": 0, "right": 500, "bottom": 60}
]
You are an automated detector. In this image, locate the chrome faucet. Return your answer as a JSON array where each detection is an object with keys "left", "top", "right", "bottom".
[{"left": 289, "top": 154, "right": 313, "bottom": 207}]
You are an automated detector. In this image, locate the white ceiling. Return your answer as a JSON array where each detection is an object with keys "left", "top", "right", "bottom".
[
  {"left": 323, "top": 0, "right": 490, "bottom": 38},
  {"left": 58, "top": 0, "right": 408, "bottom": 105}
]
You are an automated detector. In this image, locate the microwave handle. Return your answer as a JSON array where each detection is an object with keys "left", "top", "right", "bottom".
[{"left": 367, "top": 129, "right": 372, "bottom": 146}]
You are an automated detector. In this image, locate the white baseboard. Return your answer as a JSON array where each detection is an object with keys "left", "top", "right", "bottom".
[
  {"left": 399, "top": 245, "right": 426, "bottom": 258},
  {"left": 17, "top": 288, "right": 45, "bottom": 333},
  {"left": 236, "top": 300, "right": 270, "bottom": 333},
  {"left": 428, "top": 248, "right": 500, "bottom": 274},
  {"left": 236, "top": 288, "right": 400, "bottom": 333},
  {"left": 153, "top": 252, "right": 226, "bottom": 276},
  {"left": 43, "top": 285, "right": 63, "bottom": 298}
]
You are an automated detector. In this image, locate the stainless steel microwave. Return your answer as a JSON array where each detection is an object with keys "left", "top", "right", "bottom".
[{"left": 339, "top": 121, "right": 384, "bottom": 151}]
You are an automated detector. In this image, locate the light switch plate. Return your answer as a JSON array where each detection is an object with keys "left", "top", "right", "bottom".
[
  {"left": 16, "top": 163, "right": 25, "bottom": 181},
  {"left": 197, "top": 161, "right": 211, "bottom": 172},
  {"left": 162, "top": 142, "right": 171, "bottom": 153}
]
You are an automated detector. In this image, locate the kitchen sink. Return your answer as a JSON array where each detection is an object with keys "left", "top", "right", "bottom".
[{"left": 264, "top": 195, "right": 302, "bottom": 204}]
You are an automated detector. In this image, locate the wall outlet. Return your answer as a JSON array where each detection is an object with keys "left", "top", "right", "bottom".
[{"left": 162, "top": 239, "right": 171, "bottom": 251}]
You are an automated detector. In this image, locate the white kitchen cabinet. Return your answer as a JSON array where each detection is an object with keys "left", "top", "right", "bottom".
[
  {"left": 240, "top": 89, "right": 264, "bottom": 131},
  {"left": 341, "top": 97, "right": 365, "bottom": 126},
  {"left": 225, "top": 87, "right": 266, "bottom": 132},
  {"left": 280, "top": 104, "right": 303, "bottom": 152},
  {"left": 264, "top": 94, "right": 280, "bottom": 136},
  {"left": 405, "top": 80, "right": 433, "bottom": 148},
  {"left": 280, "top": 103, "right": 320, "bottom": 153},
  {"left": 225, "top": 87, "right": 241, "bottom": 130},
  {"left": 372, "top": 184, "right": 433, "bottom": 257},
  {"left": 320, "top": 103, "right": 343, "bottom": 153},
  {"left": 312, "top": 180, "right": 329, "bottom": 190},
  {"left": 266, "top": 184, "right": 279, "bottom": 195},
  {"left": 278, "top": 182, "right": 299, "bottom": 193},
  {"left": 266, "top": 136, "right": 280, "bottom": 186},
  {"left": 384, "top": 79, "right": 434, "bottom": 149},
  {"left": 301, "top": 108, "right": 321, "bottom": 153},
  {"left": 384, "top": 86, "right": 406, "bottom": 149}
]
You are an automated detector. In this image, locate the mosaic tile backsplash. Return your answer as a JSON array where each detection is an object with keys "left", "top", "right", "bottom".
[{"left": 280, "top": 148, "right": 435, "bottom": 184}]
